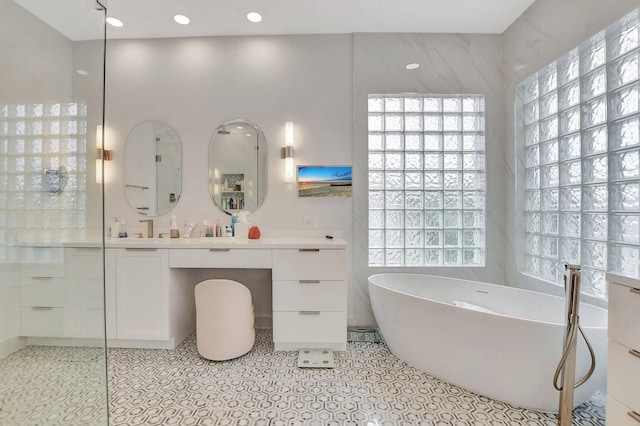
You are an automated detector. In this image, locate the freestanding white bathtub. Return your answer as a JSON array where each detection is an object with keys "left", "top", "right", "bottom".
[{"left": 368, "top": 273, "right": 608, "bottom": 413}]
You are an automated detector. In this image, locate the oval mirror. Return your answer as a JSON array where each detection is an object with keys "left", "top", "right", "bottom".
[
  {"left": 209, "top": 119, "right": 268, "bottom": 214},
  {"left": 124, "top": 121, "right": 182, "bottom": 216}
]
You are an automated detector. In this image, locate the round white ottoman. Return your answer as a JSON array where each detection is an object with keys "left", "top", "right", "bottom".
[{"left": 194, "top": 279, "right": 255, "bottom": 361}]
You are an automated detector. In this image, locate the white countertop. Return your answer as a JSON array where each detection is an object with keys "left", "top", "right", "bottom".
[
  {"left": 16, "top": 229, "right": 347, "bottom": 249},
  {"left": 106, "top": 236, "right": 346, "bottom": 249},
  {"left": 607, "top": 273, "right": 640, "bottom": 289}
]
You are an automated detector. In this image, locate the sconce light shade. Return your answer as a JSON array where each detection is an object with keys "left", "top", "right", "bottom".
[
  {"left": 282, "top": 121, "right": 295, "bottom": 183},
  {"left": 95, "top": 124, "right": 111, "bottom": 183},
  {"left": 285, "top": 121, "right": 294, "bottom": 147}
]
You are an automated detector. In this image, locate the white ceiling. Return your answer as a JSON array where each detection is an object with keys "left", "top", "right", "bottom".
[{"left": 15, "top": 0, "right": 536, "bottom": 41}]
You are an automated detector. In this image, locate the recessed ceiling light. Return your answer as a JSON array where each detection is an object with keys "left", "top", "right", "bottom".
[
  {"left": 76, "top": 69, "right": 89, "bottom": 76},
  {"left": 246, "top": 12, "right": 262, "bottom": 23},
  {"left": 174, "top": 14, "right": 190, "bottom": 25},
  {"left": 406, "top": 63, "right": 420, "bottom": 70},
  {"left": 106, "top": 17, "right": 124, "bottom": 27},
  {"left": 246, "top": 134, "right": 252, "bottom": 137},
  {"left": 236, "top": 126, "right": 244, "bottom": 130}
]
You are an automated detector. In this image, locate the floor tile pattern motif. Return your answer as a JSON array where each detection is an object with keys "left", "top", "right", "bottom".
[
  {"left": 107, "top": 329, "right": 605, "bottom": 425},
  {"left": 0, "top": 345, "right": 107, "bottom": 425}
]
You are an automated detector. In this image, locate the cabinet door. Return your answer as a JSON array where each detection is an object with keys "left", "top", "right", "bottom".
[
  {"left": 116, "top": 249, "right": 170, "bottom": 341},
  {"left": 64, "top": 247, "right": 104, "bottom": 339},
  {"left": 105, "top": 249, "right": 117, "bottom": 339}
]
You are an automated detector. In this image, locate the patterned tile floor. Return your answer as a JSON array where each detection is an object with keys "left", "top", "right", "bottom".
[
  {"left": 107, "top": 329, "right": 605, "bottom": 426},
  {"left": 0, "top": 329, "right": 605, "bottom": 425},
  {"left": 0, "top": 345, "right": 108, "bottom": 425}
]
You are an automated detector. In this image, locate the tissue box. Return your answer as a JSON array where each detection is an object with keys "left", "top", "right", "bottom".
[{"left": 234, "top": 222, "right": 251, "bottom": 239}]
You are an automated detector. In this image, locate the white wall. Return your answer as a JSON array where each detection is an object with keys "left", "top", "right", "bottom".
[
  {"left": 104, "top": 35, "right": 355, "bottom": 323},
  {"left": 503, "top": 0, "right": 639, "bottom": 306}
]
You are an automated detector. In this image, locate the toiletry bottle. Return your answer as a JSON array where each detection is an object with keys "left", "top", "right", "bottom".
[
  {"left": 119, "top": 219, "right": 127, "bottom": 238},
  {"left": 215, "top": 220, "right": 221, "bottom": 237},
  {"left": 170, "top": 214, "right": 179, "bottom": 238},
  {"left": 225, "top": 225, "right": 232, "bottom": 237},
  {"left": 231, "top": 213, "right": 238, "bottom": 237},
  {"left": 111, "top": 218, "right": 120, "bottom": 239},
  {"left": 229, "top": 197, "right": 234, "bottom": 210}
]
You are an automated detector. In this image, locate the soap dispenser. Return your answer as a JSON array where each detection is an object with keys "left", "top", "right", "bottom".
[
  {"left": 170, "top": 214, "right": 179, "bottom": 238},
  {"left": 118, "top": 219, "right": 127, "bottom": 238}
]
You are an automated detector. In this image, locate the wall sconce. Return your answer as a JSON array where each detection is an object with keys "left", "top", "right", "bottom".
[
  {"left": 281, "top": 121, "right": 294, "bottom": 183},
  {"left": 95, "top": 124, "right": 112, "bottom": 183}
]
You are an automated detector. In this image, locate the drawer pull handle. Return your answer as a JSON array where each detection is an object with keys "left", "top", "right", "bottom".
[
  {"left": 631, "top": 288, "right": 640, "bottom": 296},
  {"left": 32, "top": 306, "right": 53, "bottom": 310},
  {"left": 629, "top": 349, "right": 640, "bottom": 360},
  {"left": 628, "top": 411, "right": 640, "bottom": 423},
  {"left": 32, "top": 276, "right": 53, "bottom": 280},
  {"left": 299, "top": 311, "right": 321, "bottom": 315},
  {"left": 125, "top": 248, "right": 158, "bottom": 251},
  {"left": 299, "top": 249, "right": 320, "bottom": 252},
  {"left": 209, "top": 248, "right": 231, "bottom": 252},
  {"left": 299, "top": 280, "right": 320, "bottom": 284}
]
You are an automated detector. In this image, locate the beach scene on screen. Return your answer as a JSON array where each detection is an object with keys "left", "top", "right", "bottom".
[{"left": 297, "top": 166, "right": 352, "bottom": 197}]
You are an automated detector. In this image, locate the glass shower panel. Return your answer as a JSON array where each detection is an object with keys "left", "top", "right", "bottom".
[{"left": 0, "top": 0, "right": 107, "bottom": 425}]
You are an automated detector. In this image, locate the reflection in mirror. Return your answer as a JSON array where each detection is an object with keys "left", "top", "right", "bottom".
[
  {"left": 124, "top": 121, "right": 182, "bottom": 216},
  {"left": 209, "top": 119, "right": 268, "bottom": 214}
]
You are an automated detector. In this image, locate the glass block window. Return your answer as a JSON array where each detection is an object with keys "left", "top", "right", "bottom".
[
  {"left": 517, "top": 8, "right": 640, "bottom": 298},
  {"left": 0, "top": 102, "right": 88, "bottom": 263},
  {"left": 368, "top": 94, "right": 486, "bottom": 267}
]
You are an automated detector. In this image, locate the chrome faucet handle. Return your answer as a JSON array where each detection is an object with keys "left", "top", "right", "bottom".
[{"left": 158, "top": 232, "right": 170, "bottom": 239}]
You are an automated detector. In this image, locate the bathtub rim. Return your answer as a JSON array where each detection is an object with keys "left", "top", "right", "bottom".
[{"left": 368, "top": 272, "right": 607, "bottom": 330}]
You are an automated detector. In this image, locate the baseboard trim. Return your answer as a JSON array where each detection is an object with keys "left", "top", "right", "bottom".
[{"left": 0, "top": 336, "right": 27, "bottom": 358}]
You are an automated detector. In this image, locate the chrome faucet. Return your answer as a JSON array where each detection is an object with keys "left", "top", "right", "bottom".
[{"left": 139, "top": 219, "right": 154, "bottom": 238}]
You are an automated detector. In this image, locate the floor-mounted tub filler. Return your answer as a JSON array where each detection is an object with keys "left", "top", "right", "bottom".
[{"left": 368, "top": 273, "right": 608, "bottom": 413}]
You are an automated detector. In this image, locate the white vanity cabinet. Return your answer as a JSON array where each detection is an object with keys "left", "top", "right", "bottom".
[
  {"left": 272, "top": 248, "right": 347, "bottom": 351},
  {"left": 106, "top": 248, "right": 195, "bottom": 349},
  {"left": 20, "top": 247, "right": 104, "bottom": 339},
  {"left": 106, "top": 237, "right": 348, "bottom": 351},
  {"left": 607, "top": 274, "right": 640, "bottom": 425}
]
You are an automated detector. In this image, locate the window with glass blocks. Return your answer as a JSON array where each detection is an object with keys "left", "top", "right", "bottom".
[
  {"left": 367, "top": 94, "right": 486, "bottom": 267},
  {"left": 0, "top": 102, "right": 88, "bottom": 263},
  {"left": 518, "top": 8, "right": 640, "bottom": 298}
]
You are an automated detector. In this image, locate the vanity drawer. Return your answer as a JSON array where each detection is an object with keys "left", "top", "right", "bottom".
[
  {"left": 272, "top": 311, "right": 346, "bottom": 344},
  {"left": 21, "top": 277, "right": 66, "bottom": 307},
  {"left": 607, "top": 395, "right": 640, "bottom": 426},
  {"left": 272, "top": 280, "right": 346, "bottom": 311},
  {"left": 169, "top": 249, "right": 271, "bottom": 268},
  {"left": 272, "top": 249, "right": 346, "bottom": 280},
  {"left": 20, "top": 306, "right": 65, "bottom": 337},
  {"left": 609, "top": 281, "right": 640, "bottom": 349},
  {"left": 21, "top": 262, "right": 65, "bottom": 279},
  {"left": 608, "top": 339, "right": 640, "bottom": 412}
]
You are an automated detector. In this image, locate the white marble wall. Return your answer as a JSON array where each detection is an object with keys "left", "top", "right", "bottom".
[
  {"left": 352, "top": 33, "right": 505, "bottom": 325},
  {"left": 503, "top": 0, "right": 639, "bottom": 307}
]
